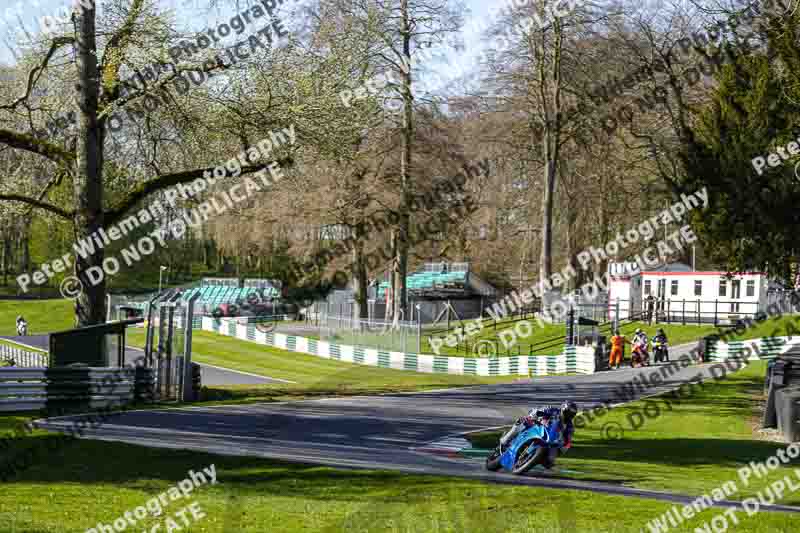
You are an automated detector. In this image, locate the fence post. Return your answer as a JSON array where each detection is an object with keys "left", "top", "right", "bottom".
[
  {"left": 417, "top": 317, "right": 421, "bottom": 355},
  {"left": 714, "top": 299, "right": 718, "bottom": 326}
]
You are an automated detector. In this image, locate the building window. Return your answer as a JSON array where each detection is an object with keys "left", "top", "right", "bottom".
[
  {"left": 746, "top": 280, "right": 755, "bottom": 297},
  {"left": 719, "top": 280, "right": 727, "bottom": 297},
  {"left": 644, "top": 280, "right": 651, "bottom": 295},
  {"left": 671, "top": 280, "right": 678, "bottom": 296},
  {"left": 694, "top": 280, "right": 702, "bottom": 296}
]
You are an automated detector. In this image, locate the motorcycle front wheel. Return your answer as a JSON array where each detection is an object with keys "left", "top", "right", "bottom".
[
  {"left": 485, "top": 448, "right": 502, "bottom": 471},
  {"left": 511, "top": 442, "right": 549, "bottom": 475}
]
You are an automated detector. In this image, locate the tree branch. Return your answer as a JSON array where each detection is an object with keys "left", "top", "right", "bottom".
[
  {"left": 0, "top": 36, "right": 75, "bottom": 112},
  {"left": 0, "top": 193, "right": 73, "bottom": 219},
  {"left": 0, "top": 128, "right": 76, "bottom": 164},
  {"left": 21, "top": 168, "right": 70, "bottom": 216},
  {"left": 99, "top": 0, "right": 147, "bottom": 105},
  {"left": 104, "top": 156, "right": 294, "bottom": 226}
]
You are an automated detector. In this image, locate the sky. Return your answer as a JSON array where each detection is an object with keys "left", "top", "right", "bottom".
[{"left": 0, "top": 0, "right": 497, "bottom": 88}]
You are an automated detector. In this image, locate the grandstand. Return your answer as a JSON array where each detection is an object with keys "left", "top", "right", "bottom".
[
  {"left": 376, "top": 263, "right": 493, "bottom": 300},
  {"left": 182, "top": 282, "right": 281, "bottom": 311},
  {"left": 370, "top": 262, "right": 498, "bottom": 324},
  {"left": 112, "top": 277, "right": 284, "bottom": 321}
]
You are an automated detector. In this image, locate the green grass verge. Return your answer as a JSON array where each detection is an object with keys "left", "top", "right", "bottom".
[
  {"left": 0, "top": 426, "right": 794, "bottom": 533},
  {"left": 0, "top": 299, "right": 75, "bottom": 336},
  {"left": 726, "top": 313, "right": 800, "bottom": 343},
  {"left": 465, "top": 361, "right": 800, "bottom": 505},
  {"left": 125, "top": 329, "right": 519, "bottom": 404}
]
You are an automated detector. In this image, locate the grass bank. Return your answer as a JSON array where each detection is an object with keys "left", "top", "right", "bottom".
[
  {"left": 726, "top": 313, "right": 800, "bottom": 343},
  {"left": 0, "top": 299, "right": 74, "bottom": 336},
  {"left": 0, "top": 410, "right": 797, "bottom": 532},
  {"left": 465, "top": 361, "right": 800, "bottom": 505},
  {"left": 125, "top": 329, "right": 519, "bottom": 404}
]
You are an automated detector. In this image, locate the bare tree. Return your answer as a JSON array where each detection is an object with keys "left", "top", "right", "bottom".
[{"left": 0, "top": 1, "right": 290, "bottom": 325}]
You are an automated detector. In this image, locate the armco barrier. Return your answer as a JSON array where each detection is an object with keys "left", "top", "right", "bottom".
[
  {"left": 705, "top": 336, "right": 800, "bottom": 363},
  {"left": 0, "top": 366, "right": 155, "bottom": 413},
  {"left": 201, "top": 317, "right": 596, "bottom": 376}
]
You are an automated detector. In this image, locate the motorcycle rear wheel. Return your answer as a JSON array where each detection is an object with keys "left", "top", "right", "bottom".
[
  {"left": 485, "top": 448, "right": 502, "bottom": 471},
  {"left": 511, "top": 442, "right": 549, "bottom": 475}
]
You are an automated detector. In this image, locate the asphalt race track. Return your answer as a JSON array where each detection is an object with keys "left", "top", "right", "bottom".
[{"left": 32, "top": 343, "right": 800, "bottom": 514}]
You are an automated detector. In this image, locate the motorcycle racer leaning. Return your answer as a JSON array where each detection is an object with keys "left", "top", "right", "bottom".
[{"left": 498, "top": 401, "right": 578, "bottom": 467}]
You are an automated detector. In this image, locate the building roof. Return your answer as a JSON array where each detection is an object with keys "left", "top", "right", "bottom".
[
  {"left": 642, "top": 270, "right": 766, "bottom": 277},
  {"left": 644, "top": 262, "right": 692, "bottom": 272}
]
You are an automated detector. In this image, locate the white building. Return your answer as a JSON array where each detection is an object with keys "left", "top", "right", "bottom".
[{"left": 607, "top": 262, "right": 772, "bottom": 324}]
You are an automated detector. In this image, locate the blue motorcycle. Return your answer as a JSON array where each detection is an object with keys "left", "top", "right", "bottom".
[{"left": 485, "top": 418, "right": 565, "bottom": 475}]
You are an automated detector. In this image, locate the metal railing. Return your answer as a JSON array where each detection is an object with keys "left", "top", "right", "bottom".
[
  {"left": 609, "top": 298, "right": 775, "bottom": 325},
  {"left": 318, "top": 314, "right": 421, "bottom": 353},
  {"left": 0, "top": 344, "right": 49, "bottom": 367}
]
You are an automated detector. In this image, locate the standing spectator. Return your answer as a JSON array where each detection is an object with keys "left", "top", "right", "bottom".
[{"left": 646, "top": 295, "right": 656, "bottom": 324}]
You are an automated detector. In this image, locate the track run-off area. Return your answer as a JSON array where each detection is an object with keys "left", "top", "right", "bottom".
[{"left": 33, "top": 343, "right": 800, "bottom": 516}]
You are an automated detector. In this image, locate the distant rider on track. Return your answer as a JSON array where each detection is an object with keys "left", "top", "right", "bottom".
[{"left": 16, "top": 315, "right": 28, "bottom": 336}]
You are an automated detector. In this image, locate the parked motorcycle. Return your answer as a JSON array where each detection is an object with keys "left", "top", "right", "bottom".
[
  {"left": 485, "top": 417, "right": 566, "bottom": 475},
  {"left": 653, "top": 339, "right": 669, "bottom": 363}
]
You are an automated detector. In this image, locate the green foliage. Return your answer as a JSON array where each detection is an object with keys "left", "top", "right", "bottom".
[{"left": 682, "top": 14, "right": 800, "bottom": 280}]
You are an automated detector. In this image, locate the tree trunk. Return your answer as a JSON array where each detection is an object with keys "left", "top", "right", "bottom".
[
  {"left": 1, "top": 234, "right": 9, "bottom": 287},
  {"left": 385, "top": 233, "right": 397, "bottom": 322},
  {"left": 596, "top": 173, "right": 610, "bottom": 281},
  {"left": 566, "top": 205, "right": 579, "bottom": 290},
  {"left": 537, "top": 18, "right": 563, "bottom": 285},
  {"left": 351, "top": 224, "right": 368, "bottom": 322},
  {"left": 20, "top": 215, "right": 30, "bottom": 274},
  {"left": 72, "top": 4, "right": 106, "bottom": 326},
  {"left": 540, "top": 155, "right": 556, "bottom": 281},
  {"left": 393, "top": 0, "right": 413, "bottom": 327}
]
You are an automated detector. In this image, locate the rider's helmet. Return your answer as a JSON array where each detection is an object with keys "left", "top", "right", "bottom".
[
  {"left": 635, "top": 328, "right": 642, "bottom": 335},
  {"left": 560, "top": 401, "right": 578, "bottom": 424},
  {"left": 657, "top": 328, "right": 664, "bottom": 335}
]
